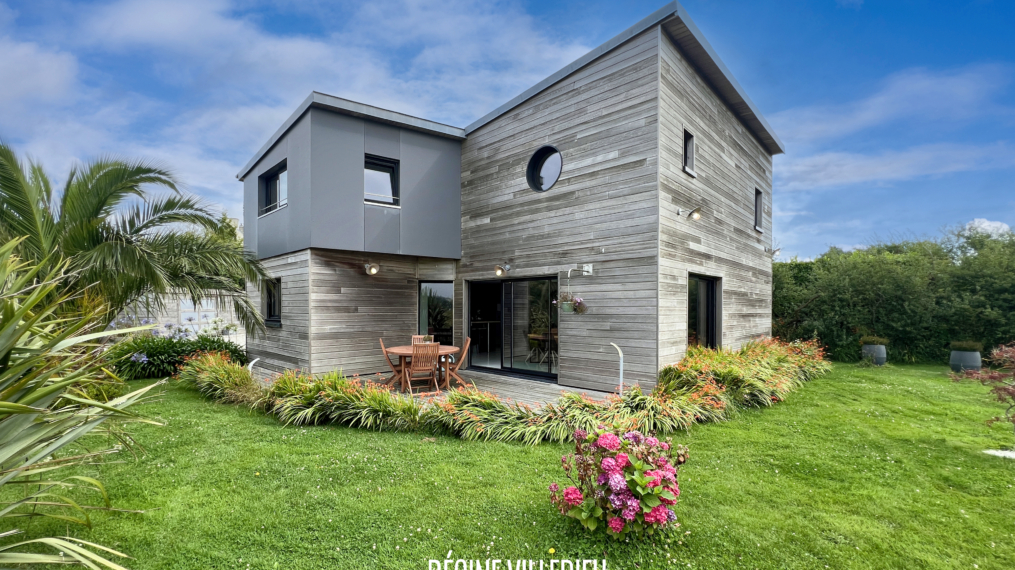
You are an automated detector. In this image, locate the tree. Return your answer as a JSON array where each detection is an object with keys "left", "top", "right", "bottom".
[{"left": 0, "top": 141, "right": 267, "bottom": 334}]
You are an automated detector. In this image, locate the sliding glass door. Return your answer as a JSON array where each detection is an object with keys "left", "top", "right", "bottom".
[{"left": 469, "top": 278, "right": 558, "bottom": 378}]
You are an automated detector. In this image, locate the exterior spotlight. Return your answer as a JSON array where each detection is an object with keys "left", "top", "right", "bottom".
[
  {"left": 678, "top": 207, "right": 703, "bottom": 221},
  {"left": 364, "top": 263, "right": 380, "bottom": 275},
  {"left": 494, "top": 264, "right": 511, "bottom": 277}
]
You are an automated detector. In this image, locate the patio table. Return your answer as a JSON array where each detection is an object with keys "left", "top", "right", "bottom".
[{"left": 384, "top": 344, "right": 460, "bottom": 390}]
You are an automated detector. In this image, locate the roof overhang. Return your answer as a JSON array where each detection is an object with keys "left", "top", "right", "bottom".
[
  {"left": 464, "top": 1, "right": 784, "bottom": 155},
  {"left": 237, "top": 92, "right": 466, "bottom": 180}
]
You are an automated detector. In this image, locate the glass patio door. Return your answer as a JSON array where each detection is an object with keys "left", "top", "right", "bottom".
[{"left": 469, "top": 278, "right": 558, "bottom": 378}]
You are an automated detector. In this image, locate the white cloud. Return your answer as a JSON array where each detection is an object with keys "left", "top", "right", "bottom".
[
  {"left": 776, "top": 142, "right": 1015, "bottom": 191},
  {"left": 966, "top": 218, "right": 1011, "bottom": 236},
  {"left": 770, "top": 65, "right": 1012, "bottom": 148},
  {"left": 0, "top": 36, "right": 77, "bottom": 108},
  {"left": 3, "top": 0, "right": 594, "bottom": 219}
]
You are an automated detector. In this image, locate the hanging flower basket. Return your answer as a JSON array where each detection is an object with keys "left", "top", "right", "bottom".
[
  {"left": 561, "top": 301, "right": 575, "bottom": 314},
  {"left": 556, "top": 292, "right": 587, "bottom": 315}
]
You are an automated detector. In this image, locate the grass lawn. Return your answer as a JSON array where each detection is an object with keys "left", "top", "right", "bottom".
[{"left": 23, "top": 364, "right": 1015, "bottom": 569}]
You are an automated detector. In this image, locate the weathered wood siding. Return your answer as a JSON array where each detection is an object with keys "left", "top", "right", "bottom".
[
  {"left": 247, "top": 250, "right": 311, "bottom": 379},
  {"left": 656, "top": 26, "right": 774, "bottom": 369},
  {"left": 459, "top": 28, "right": 661, "bottom": 392},
  {"left": 309, "top": 249, "right": 455, "bottom": 377}
]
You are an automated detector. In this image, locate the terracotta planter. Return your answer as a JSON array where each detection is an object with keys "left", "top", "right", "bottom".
[
  {"left": 560, "top": 302, "right": 575, "bottom": 314},
  {"left": 949, "top": 350, "right": 982, "bottom": 372},
  {"left": 861, "top": 344, "right": 887, "bottom": 366}
]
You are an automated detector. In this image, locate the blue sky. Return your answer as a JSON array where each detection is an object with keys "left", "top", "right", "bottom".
[{"left": 1, "top": 0, "right": 1013, "bottom": 258}]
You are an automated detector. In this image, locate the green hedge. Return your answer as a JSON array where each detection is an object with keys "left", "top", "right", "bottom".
[
  {"left": 774, "top": 229, "right": 1015, "bottom": 362},
  {"left": 106, "top": 334, "right": 247, "bottom": 380}
]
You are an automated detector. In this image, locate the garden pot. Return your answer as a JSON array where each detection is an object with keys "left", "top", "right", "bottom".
[
  {"left": 949, "top": 350, "right": 981, "bottom": 372},
  {"left": 861, "top": 344, "right": 887, "bottom": 366},
  {"left": 560, "top": 302, "right": 574, "bottom": 314}
]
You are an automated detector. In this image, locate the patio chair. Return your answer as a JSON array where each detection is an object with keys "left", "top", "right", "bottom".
[
  {"left": 411, "top": 335, "right": 427, "bottom": 344},
  {"left": 403, "top": 342, "right": 440, "bottom": 393},
  {"left": 379, "top": 338, "right": 403, "bottom": 386},
  {"left": 445, "top": 337, "right": 471, "bottom": 389}
]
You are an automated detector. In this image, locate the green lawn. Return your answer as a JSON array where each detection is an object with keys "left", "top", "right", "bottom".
[{"left": 25, "top": 364, "right": 1015, "bottom": 569}]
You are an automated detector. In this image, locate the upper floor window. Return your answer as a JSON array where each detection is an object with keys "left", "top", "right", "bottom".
[
  {"left": 364, "top": 155, "right": 400, "bottom": 206},
  {"left": 259, "top": 161, "right": 287, "bottom": 216},
  {"left": 264, "top": 278, "right": 281, "bottom": 326},
  {"left": 683, "top": 130, "right": 696, "bottom": 176},
  {"left": 754, "top": 189, "right": 763, "bottom": 231},
  {"left": 526, "top": 145, "right": 563, "bottom": 192}
]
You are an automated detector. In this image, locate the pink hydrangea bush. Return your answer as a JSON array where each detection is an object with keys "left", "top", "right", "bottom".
[{"left": 549, "top": 424, "right": 689, "bottom": 538}]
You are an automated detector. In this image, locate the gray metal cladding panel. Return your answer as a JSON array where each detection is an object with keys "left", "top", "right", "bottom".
[
  {"left": 256, "top": 207, "right": 291, "bottom": 259},
  {"left": 364, "top": 122, "right": 400, "bottom": 159},
  {"left": 243, "top": 176, "right": 259, "bottom": 256},
  {"left": 399, "top": 130, "right": 462, "bottom": 259},
  {"left": 364, "top": 204, "right": 400, "bottom": 254},
  {"left": 288, "top": 116, "right": 313, "bottom": 248},
  {"left": 309, "top": 109, "right": 366, "bottom": 252}
]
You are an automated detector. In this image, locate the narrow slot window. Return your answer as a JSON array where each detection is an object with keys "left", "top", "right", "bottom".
[
  {"left": 754, "top": 189, "right": 763, "bottom": 231},
  {"left": 265, "top": 278, "right": 281, "bottom": 325},
  {"left": 683, "top": 130, "right": 696, "bottom": 176}
]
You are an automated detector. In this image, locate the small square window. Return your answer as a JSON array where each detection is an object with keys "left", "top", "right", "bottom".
[
  {"left": 754, "top": 189, "right": 764, "bottom": 231},
  {"left": 265, "top": 278, "right": 281, "bottom": 325},
  {"left": 364, "top": 155, "right": 399, "bottom": 206},
  {"left": 683, "top": 130, "right": 696, "bottom": 176},
  {"left": 259, "top": 161, "right": 287, "bottom": 215}
]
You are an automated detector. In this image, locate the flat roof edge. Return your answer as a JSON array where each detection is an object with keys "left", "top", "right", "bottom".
[{"left": 237, "top": 93, "right": 466, "bottom": 180}]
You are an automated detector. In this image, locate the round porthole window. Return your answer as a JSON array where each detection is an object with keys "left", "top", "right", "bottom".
[{"left": 526, "top": 145, "right": 562, "bottom": 192}]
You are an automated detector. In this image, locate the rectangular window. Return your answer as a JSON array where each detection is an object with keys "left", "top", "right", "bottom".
[
  {"left": 754, "top": 189, "right": 763, "bottom": 231},
  {"left": 683, "top": 130, "right": 696, "bottom": 175},
  {"left": 419, "top": 282, "right": 454, "bottom": 346},
  {"left": 259, "top": 161, "right": 287, "bottom": 216},
  {"left": 265, "top": 278, "right": 281, "bottom": 326},
  {"left": 364, "top": 155, "right": 399, "bottom": 206}
]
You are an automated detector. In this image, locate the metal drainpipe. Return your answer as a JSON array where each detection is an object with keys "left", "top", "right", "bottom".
[{"left": 610, "top": 343, "right": 624, "bottom": 393}]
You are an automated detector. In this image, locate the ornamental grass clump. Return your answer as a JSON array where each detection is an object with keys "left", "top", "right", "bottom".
[
  {"left": 549, "top": 425, "right": 688, "bottom": 538},
  {"left": 174, "top": 351, "right": 260, "bottom": 406}
]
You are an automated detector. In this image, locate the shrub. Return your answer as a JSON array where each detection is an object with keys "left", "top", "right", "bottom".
[
  {"left": 175, "top": 351, "right": 261, "bottom": 406},
  {"left": 951, "top": 340, "right": 984, "bottom": 352},
  {"left": 859, "top": 335, "right": 890, "bottom": 346},
  {"left": 549, "top": 424, "right": 688, "bottom": 537},
  {"left": 107, "top": 333, "right": 246, "bottom": 380}
]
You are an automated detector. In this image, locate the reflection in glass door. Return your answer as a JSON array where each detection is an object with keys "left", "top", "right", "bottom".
[
  {"left": 688, "top": 275, "right": 718, "bottom": 349},
  {"left": 419, "top": 282, "right": 453, "bottom": 345},
  {"left": 469, "top": 278, "right": 558, "bottom": 378}
]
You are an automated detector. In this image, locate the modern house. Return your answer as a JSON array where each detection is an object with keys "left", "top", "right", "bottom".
[{"left": 238, "top": 1, "right": 784, "bottom": 392}]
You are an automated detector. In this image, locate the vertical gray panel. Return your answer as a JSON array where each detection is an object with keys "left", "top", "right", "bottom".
[
  {"left": 364, "top": 121, "right": 400, "bottom": 159},
  {"left": 364, "top": 204, "right": 400, "bottom": 254},
  {"left": 249, "top": 133, "right": 292, "bottom": 259},
  {"left": 399, "top": 130, "right": 462, "bottom": 259},
  {"left": 287, "top": 115, "right": 313, "bottom": 248},
  {"left": 242, "top": 176, "right": 258, "bottom": 257},
  {"left": 310, "top": 109, "right": 366, "bottom": 251}
]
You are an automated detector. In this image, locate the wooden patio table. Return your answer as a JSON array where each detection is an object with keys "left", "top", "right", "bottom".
[{"left": 384, "top": 344, "right": 460, "bottom": 391}]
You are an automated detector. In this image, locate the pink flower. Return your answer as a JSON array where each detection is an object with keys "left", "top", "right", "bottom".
[
  {"left": 597, "top": 433, "right": 621, "bottom": 451},
  {"left": 660, "top": 486, "right": 679, "bottom": 505},
  {"left": 562, "top": 486, "right": 584, "bottom": 507},
  {"left": 608, "top": 517, "right": 625, "bottom": 533},
  {"left": 644, "top": 469, "right": 664, "bottom": 488},
  {"left": 601, "top": 457, "right": 618, "bottom": 473},
  {"left": 645, "top": 436, "right": 660, "bottom": 448},
  {"left": 615, "top": 453, "right": 630, "bottom": 468},
  {"left": 549, "top": 482, "right": 559, "bottom": 493},
  {"left": 643, "top": 504, "right": 670, "bottom": 525},
  {"left": 661, "top": 442, "right": 670, "bottom": 450}
]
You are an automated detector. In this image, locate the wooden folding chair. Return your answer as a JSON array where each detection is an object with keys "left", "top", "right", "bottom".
[
  {"left": 445, "top": 337, "right": 471, "bottom": 389},
  {"left": 379, "top": 338, "right": 402, "bottom": 386},
  {"left": 403, "top": 342, "right": 440, "bottom": 393}
]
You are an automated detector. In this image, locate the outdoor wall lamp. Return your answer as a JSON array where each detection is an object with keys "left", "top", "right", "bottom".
[
  {"left": 364, "top": 263, "right": 380, "bottom": 275},
  {"left": 494, "top": 264, "right": 511, "bottom": 277},
  {"left": 678, "top": 206, "right": 703, "bottom": 221}
]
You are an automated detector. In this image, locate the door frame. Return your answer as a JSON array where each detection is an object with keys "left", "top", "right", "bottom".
[
  {"left": 688, "top": 274, "right": 722, "bottom": 349},
  {"left": 466, "top": 277, "right": 559, "bottom": 380}
]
